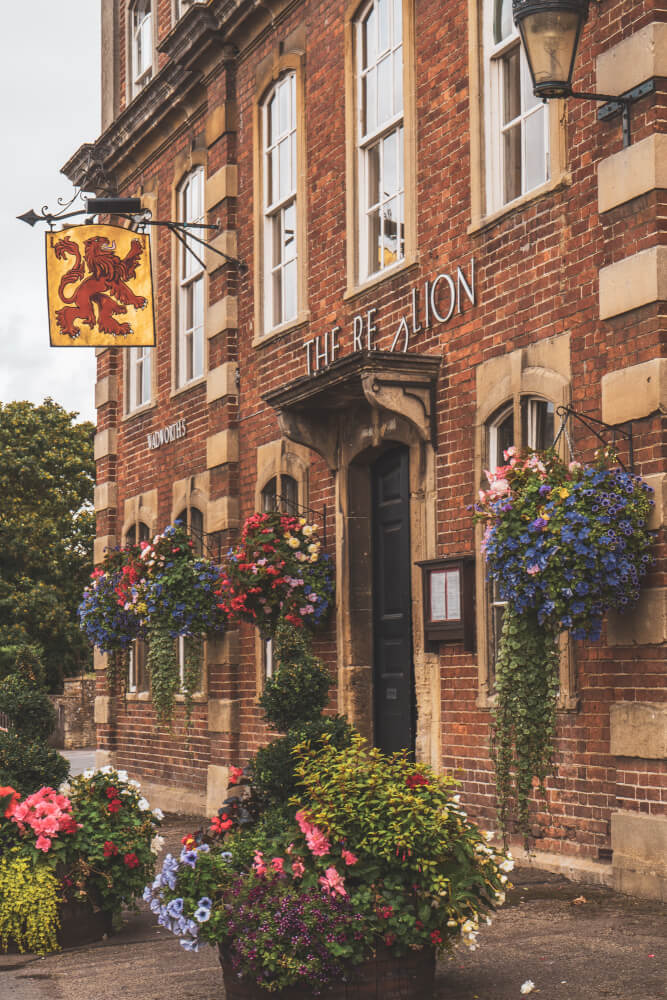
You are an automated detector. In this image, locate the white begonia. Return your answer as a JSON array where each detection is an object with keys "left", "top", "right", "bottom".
[
  {"left": 83, "top": 769, "right": 94, "bottom": 779},
  {"left": 150, "top": 835, "right": 165, "bottom": 855},
  {"left": 138, "top": 797, "right": 150, "bottom": 811},
  {"left": 520, "top": 980, "right": 536, "bottom": 995},
  {"left": 58, "top": 781, "right": 72, "bottom": 796},
  {"left": 500, "top": 857, "right": 515, "bottom": 873},
  {"left": 495, "top": 890, "right": 506, "bottom": 905},
  {"left": 117, "top": 770, "right": 129, "bottom": 783},
  {"left": 153, "top": 807, "right": 164, "bottom": 820},
  {"left": 129, "top": 779, "right": 141, "bottom": 789},
  {"left": 484, "top": 830, "right": 495, "bottom": 842},
  {"left": 100, "top": 765, "right": 114, "bottom": 775}
]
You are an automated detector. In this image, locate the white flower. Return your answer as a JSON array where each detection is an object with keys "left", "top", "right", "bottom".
[
  {"left": 83, "top": 769, "right": 94, "bottom": 779},
  {"left": 520, "top": 980, "right": 536, "bottom": 995},
  {"left": 58, "top": 782, "right": 72, "bottom": 796},
  {"left": 500, "top": 857, "right": 515, "bottom": 873},
  {"left": 116, "top": 770, "right": 129, "bottom": 783},
  {"left": 451, "top": 794, "right": 461, "bottom": 804},
  {"left": 138, "top": 797, "right": 150, "bottom": 811},
  {"left": 150, "top": 835, "right": 165, "bottom": 855},
  {"left": 100, "top": 765, "right": 114, "bottom": 775},
  {"left": 500, "top": 874, "right": 508, "bottom": 884},
  {"left": 153, "top": 807, "right": 164, "bottom": 820},
  {"left": 484, "top": 830, "right": 495, "bottom": 842},
  {"left": 495, "top": 890, "right": 506, "bottom": 906},
  {"left": 129, "top": 779, "right": 141, "bottom": 789}
]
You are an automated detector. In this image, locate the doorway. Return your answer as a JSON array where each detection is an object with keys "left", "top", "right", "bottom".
[{"left": 371, "top": 445, "right": 415, "bottom": 754}]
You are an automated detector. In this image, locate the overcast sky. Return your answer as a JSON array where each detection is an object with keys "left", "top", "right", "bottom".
[{"left": 0, "top": 2, "right": 101, "bottom": 424}]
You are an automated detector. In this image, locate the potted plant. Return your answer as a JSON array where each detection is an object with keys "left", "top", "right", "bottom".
[
  {"left": 0, "top": 767, "right": 163, "bottom": 953},
  {"left": 144, "top": 736, "right": 511, "bottom": 997},
  {"left": 220, "top": 513, "right": 334, "bottom": 637},
  {"left": 475, "top": 446, "right": 654, "bottom": 836}
]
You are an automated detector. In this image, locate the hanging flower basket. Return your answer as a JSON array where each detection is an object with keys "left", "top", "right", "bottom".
[
  {"left": 476, "top": 447, "right": 654, "bottom": 640},
  {"left": 474, "top": 447, "right": 654, "bottom": 835},
  {"left": 220, "top": 513, "right": 334, "bottom": 637}
]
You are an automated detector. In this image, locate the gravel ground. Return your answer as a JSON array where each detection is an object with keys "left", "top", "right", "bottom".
[{"left": 2, "top": 814, "right": 665, "bottom": 1000}]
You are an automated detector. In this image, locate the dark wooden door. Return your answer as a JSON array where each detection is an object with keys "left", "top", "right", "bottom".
[{"left": 371, "top": 446, "right": 415, "bottom": 755}]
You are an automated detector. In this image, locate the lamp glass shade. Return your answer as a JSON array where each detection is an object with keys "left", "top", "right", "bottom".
[{"left": 517, "top": 9, "right": 583, "bottom": 97}]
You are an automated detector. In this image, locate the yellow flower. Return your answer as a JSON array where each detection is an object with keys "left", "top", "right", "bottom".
[
  {"left": 559, "top": 487, "right": 569, "bottom": 499},
  {"left": 287, "top": 537, "right": 300, "bottom": 549}
]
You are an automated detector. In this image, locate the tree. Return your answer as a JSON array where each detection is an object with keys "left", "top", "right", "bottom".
[{"left": 0, "top": 399, "right": 95, "bottom": 691}]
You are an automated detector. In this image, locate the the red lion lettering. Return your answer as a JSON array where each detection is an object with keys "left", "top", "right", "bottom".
[{"left": 52, "top": 234, "right": 148, "bottom": 339}]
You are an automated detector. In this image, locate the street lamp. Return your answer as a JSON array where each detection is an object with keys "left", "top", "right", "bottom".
[{"left": 512, "top": 0, "right": 655, "bottom": 147}]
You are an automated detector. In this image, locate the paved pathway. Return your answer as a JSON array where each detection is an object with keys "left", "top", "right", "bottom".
[
  {"left": 2, "top": 815, "right": 665, "bottom": 999},
  {"left": 60, "top": 747, "right": 96, "bottom": 777}
]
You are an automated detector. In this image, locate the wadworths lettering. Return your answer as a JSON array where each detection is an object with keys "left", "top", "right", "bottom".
[{"left": 146, "top": 419, "right": 187, "bottom": 451}]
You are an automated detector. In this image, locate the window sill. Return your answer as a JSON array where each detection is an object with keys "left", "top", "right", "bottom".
[
  {"left": 468, "top": 171, "right": 572, "bottom": 236},
  {"left": 122, "top": 401, "right": 157, "bottom": 423},
  {"left": 252, "top": 312, "right": 311, "bottom": 349},
  {"left": 124, "top": 691, "right": 207, "bottom": 703},
  {"left": 170, "top": 375, "right": 206, "bottom": 399},
  {"left": 125, "top": 691, "right": 151, "bottom": 702},
  {"left": 343, "top": 256, "right": 419, "bottom": 303}
]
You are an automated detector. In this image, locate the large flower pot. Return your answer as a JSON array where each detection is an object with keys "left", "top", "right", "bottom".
[
  {"left": 219, "top": 945, "right": 436, "bottom": 999},
  {"left": 4, "top": 898, "right": 113, "bottom": 954}
]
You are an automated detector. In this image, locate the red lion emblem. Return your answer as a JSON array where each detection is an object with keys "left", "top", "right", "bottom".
[{"left": 52, "top": 234, "right": 148, "bottom": 339}]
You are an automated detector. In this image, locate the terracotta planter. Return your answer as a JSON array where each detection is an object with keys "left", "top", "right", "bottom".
[{"left": 219, "top": 945, "right": 436, "bottom": 999}]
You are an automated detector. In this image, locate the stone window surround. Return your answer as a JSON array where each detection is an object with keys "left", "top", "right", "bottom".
[
  {"left": 467, "top": 0, "right": 570, "bottom": 233},
  {"left": 253, "top": 439, "right": 312, "bottom": 696},
  {"left": 170, "top": 147, "right": 209, "bottom": 398},
  {"left": 344, "top": 0, "right": 418, "bottom": 296},
  {"left": 473, "top": 339, "right": 578, "bottom": 711},
  {"left": 126, "top": 0, "right": 158, "bottom": 103},
  {"left": 253, "top": 48, "right": 310, "bottom": 346}
]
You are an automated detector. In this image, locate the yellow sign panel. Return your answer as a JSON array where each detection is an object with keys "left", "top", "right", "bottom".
[{"left": 46, "top": 225, "right": 155, "bottom": 347}]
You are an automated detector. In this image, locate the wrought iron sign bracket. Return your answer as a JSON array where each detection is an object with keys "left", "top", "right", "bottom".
[
  {"left": 17, "top": 196, "right": 248, "bottom": 274},
  {"left": 554, "top": 405, "right": 634, "bottom": 472},
  {"left": 567, "top": 78, "right": 655, "bottom": 149}
]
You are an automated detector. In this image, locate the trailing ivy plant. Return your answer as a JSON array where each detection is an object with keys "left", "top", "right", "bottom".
[
  {"left": 491, "top": 610, "right": 560, "bottom": 837},
  {"left": 146, "top": 626, "right": 180, "bottom": 726},
  {"left": 476, "top": 446, "right": 654, "bottom": 839}
]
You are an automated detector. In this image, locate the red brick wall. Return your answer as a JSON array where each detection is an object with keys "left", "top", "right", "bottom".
[{"left": 93, "top": 0, "right": 665, "bottom": 857}]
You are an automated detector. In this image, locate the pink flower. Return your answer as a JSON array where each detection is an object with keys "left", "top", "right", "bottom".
[
  {"left": 527, "top": 564, "right": 540, "bottom": 575},
  {"left": 295, "top": 810, "right": 310, "bottom": 834},
  {"left": 229, "top": 766, "right": 244, "bottom": 786},
  {"left": 35, "top": 835, "right": 52, "bottom": 852},
  {"left": 291, "top": 860, "right": 305, "bottom": 879},
  {"left": 252, "top": 851, "right": 267, "bottom": 877},
  {"left": 319, "top": 866, "right": 347, "bottom": 898},
  {"left": 306, "top": 827, "right": 331, "bottom": 857},
  {"left": 341, "top": 849, "right": 358, "bottom": 866},
  {"left": 271, "top": 857, "right": 285, "bottom": 874}
]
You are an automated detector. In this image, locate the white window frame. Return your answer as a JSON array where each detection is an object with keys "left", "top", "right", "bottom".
[
  {"left": 177, "top": 168, "right": 205, "bottom": 387},
  {"left": 127, "top": 345, "right": 151, "bottom": 412},
  {"left": 263, "top": 73, "right": 298, "bottom": 333},
  {"left": 356, "top": 0, "right": 405, "bottom": 283},
  {"left": 484, "top": 0, "right": 550, "bottom": 213},
  {"left": 131, "top": 0, "right": 153, "bottom": 97}
]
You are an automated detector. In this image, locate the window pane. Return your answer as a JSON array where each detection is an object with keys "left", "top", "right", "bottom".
[
  {"left": 138, "top": 522, "right": 150, "bottom": 543},
  {"left": 383, "top": 196, "right": 399, "bottom": 264},
  {"left": 262, "top": 477, "right": 278, "bottom": 512},
  {"left": 367, "top": 142, "right": 380, "bottom": 208},
  {"left": 279, "top": 77, "right": 289, "bottom": 134},
  {"left": 494, "top": 0, "right": 514, "bottom": 44},
  {"left": 268, "top": 95, "right": 277, "bottom": 147},
  {"left": 503, "top": 124, "right": 521, "bottom": 202},
  {"left": 283, "top": 202, "right": 296, "bottom": 262},
  {"left": 522, "top": 398, "right": 555, "bottom": 451},
  {"left": 502, "top": 48, "right": 520, "bottom": 124},
  {"left": 383, "top": 130, "right": 398, "bottom": 196},
  {"left": 377, "top": 55, "right": 392, "bottom": 125},
  {"left": 273, "top": 268, "right": 282, "bottom": 327},
  {"left": 279, "top": 138, "right": 290, "bottom": 200},
  {"left": 367, "top": 208, "right": 381, "bottom": 274},
  {"left": 393, "top": 0, "right": 402, "bottom": 43},
  {"left": 190, "top": 508, "right": 204, "bottom": 555},
  {"left": 521, "top": 52, "right": 540, "bottom": 111},
  {"left": 524, "top": 106, "right": 546, "bottom": 192},
  {"left": 393, "top": 47, "right": 403, "bottom": 115},
  {"left": 363, "top": 67, "right": 377, "bottom": 135},
  {"left": 283, "top": 260, "right": 297, "bottom": 321},
  {"left": 281, "top": 475, "right": 299, "bottom": 515},
  {"left": 272, "top": 214, "right": 282, "bottom": 268},
  {"left": 141, "top": 349, "right": 151, "bottom": 404},
  {"left": 269, "top": 148, "right": 278, "bottom": 205},
  {"left": 378, "top": 0, "right": 390, "bottom": 52},
  {"left": 363, "top": 8, "right": 377, "bottom": 70},
  {"left": 290, "top": 130, "right": 297, "bottom": 191}
]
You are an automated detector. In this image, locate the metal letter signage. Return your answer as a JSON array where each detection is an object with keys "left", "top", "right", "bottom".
[
  {"left": 45, "top": 225, "right": 156, "bottom": 347},
  {"left": 147, "top": 419, "right": 187, "bottom": 451}
]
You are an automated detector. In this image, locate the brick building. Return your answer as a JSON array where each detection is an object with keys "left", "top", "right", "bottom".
[{"left": 64, "top": 0, "right": 666, "bottom": 899}]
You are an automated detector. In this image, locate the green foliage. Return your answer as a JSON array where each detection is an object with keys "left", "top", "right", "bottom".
[
  {"left": 491, "top": 609, "right": 560, "bottom": 841},
  {"left": 258, "top": 622, "right": 332, "bottom": 732},
  {"left": 0, "top": 849, "right": 61, "bottom": 954},
  {"left": 0, "top": 642, "right": 46, "bottom": 686},
  {"left": 0, "top": 732, "right": 70, "bottom": 795},
  {"left": 0, "top": 399, "right": 95, "bottom": 691},
  {"left": 64, "top": 767, "right": 163, "bottom": 918},
  {"left": 146, "top": 625, "right": 180, "bottom": 726},
  {"left": 0, "top": 674, "right": 56, "bottom": 741},
  {"left": 252, "top": 716, "right": 354, "bottom": 810}
]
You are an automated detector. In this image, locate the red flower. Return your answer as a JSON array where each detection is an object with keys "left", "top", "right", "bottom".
[
  {"left": 430, "top": 930, "right": 443, "bottom": 945},
  {"left": 106, "top": 786, "right": 118, "bottom": 799},
  {"left": 107, "top": 798, "right": 122, "bottom": 814},
  {"left": 124, "top": 853, "right": 139, "bottom": 868},
  {"left": 210, "top": 814, "right": 233, "bottom": 835},
  {"left": 103, "top": 840, "right": 118, "bottom": 858},
  {"left": 405, "top": 773, "right": 429, "bottom": 789}
]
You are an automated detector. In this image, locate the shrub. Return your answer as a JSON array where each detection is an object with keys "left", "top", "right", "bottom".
[
  {"left": 252, "top": 716, "right": 354, "bottom": 810},
  {"left": 0, "top": 732, "right": 69, "bottom": 796},
  {"left": 0, "top": 643, "right": 46, "bottom": 687},
  {"left": 0, "top": 849, "right": 61, "bottom": 954},
  {"left": 0, "top": 674, "right": 57, "bottom": 741},
  {"left": 258, "top": 622, "right": 331, "bottom": 732}
]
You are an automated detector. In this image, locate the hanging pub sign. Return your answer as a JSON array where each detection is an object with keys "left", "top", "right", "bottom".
[{"left": 45, "top": 224, "right": 155, "bottom": 348}]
